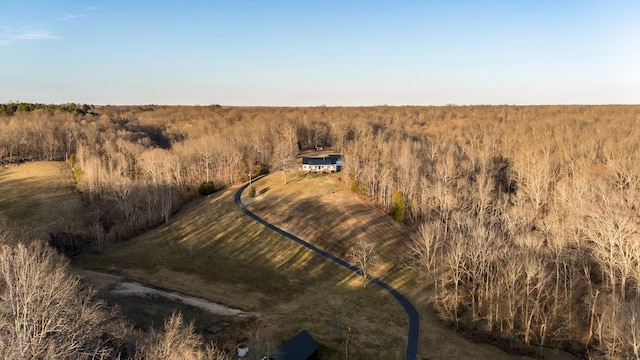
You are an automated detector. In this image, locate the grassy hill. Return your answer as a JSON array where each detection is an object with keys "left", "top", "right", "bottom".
[
  {"left": 74, "top": 184, "right": 410, "bottom": 358},
  {"left": 77, "top": 170, "right": 553, "bottom": 359},
  {"left": 0, "top": 162, "right": 573, "bottom": 359},
  {"left": 0, "top": 162, "right": 86, "bottom": 240},
  {"left": 245, "top": 171, "right": 579, "bottom": 360}
]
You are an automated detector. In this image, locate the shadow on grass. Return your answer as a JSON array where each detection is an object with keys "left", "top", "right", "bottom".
[{"left": 76, "top": 184, "right": 410, "bottom": 358}]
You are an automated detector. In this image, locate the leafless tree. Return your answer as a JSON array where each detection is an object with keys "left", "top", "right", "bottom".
[
  {"left": 0, "top": 241, "right": 123, "bottom": 359},
  {"left": 105, "top": 171, "right": 136, "bottom": 239},
  {"left": 582, "top": 205, "right": 639, "bottom": 301},
  {"left": 142, "top": 312, "right": 228, "bottom": 360},
  {"left": 348, "top": 238, "right": 380, "bottom": 288},
  {"left": 271, "top": 123, "right": 298, "bottom": 185},
  {"left": 443, "top": 232, "right": 465, "bottom": 328},
  {"left": 410, "top": 221, "right": 443, "bottom": 284}
]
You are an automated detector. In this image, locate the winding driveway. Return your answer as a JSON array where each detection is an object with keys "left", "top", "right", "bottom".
[{"left": 234, "top": 183, "right": 420, "bottom": 360}]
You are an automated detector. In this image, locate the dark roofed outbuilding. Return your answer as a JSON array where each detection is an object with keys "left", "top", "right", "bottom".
[{"left": 272, "top": 330, "right": 319, "bottom": 360}]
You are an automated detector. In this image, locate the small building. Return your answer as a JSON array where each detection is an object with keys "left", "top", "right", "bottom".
[
  {"left": 271, "top": 330, "right": 319, "bottom": 360},
  {"left": 301, "top": 154, "right": 343, "bottom": 173},
  {"left": 235, "top": 343, "right": 249, "bottom": 357}
]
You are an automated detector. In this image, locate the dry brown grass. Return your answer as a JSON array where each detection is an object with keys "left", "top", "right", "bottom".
[
  {"left": 0, "top": 162, "right": 86, "bottom": 240},
  {"left": 74, "top": 185, "right": 411, "bottom": 358},
  {"left": 0, "top": 161, "right": 574, "bottom": 359},
  {"left": 247, "top": 172, "right": 576, "bottom": 360},
  {"left": 249, "top": 170, "right": 412, "bottom": 284}
]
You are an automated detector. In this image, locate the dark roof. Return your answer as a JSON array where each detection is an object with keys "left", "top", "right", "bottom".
[
  {"left": 302, "top": 157, "right": 334, "bottom": 165},
  {"left": 302, "top": 154, "right": 342, "bottom": 166},
  {"left": 273, "top": 330, "right": 318, "bottom": 360}
]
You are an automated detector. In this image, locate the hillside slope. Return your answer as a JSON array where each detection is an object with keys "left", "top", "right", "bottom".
[
  {"left": 75, "top": 185, "right": 409, "bottom": 358},
  {"left": 0, "top": 162, "right": 86, "bottom": 240},
  {"left": 0, "top": 162, "right": 573, "bottom": 359},
  {"left": 246, "top": 171, "right": 576, "bottom": 360}
]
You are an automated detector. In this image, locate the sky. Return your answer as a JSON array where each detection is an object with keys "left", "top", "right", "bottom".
[{"left": 1, "top": 1, "right": 639, "bottom": 106}]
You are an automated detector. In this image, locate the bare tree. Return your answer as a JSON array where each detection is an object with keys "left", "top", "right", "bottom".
[
  {"left": 0, "top": 242, "right": 122, "bottom": 359},
  {"left": 200, "top": 148, "right": 215, "bottom": 184},
  {"left": 348, "top": 238, "right": 380, "bottom": 288},
  {"left": 444, "top": 232, "right": 465, "bottom": 328},
  {"left": 142, "top": 312, "right": 228, "bottom": 360},
  {"left": 520, "top": 249, "right": 548, "bottom": 346},
  {"left": 622, "top": 299, "right": 640, "bottom": 360},
  {"left": 105, "top": 171, "right": 136, "bottom": 239},
  {"left": 500, "top": 254, "right": 523, "bottom": 349},
  {"left": 582, "top": 205, "right": 639, "bottom": 301},
  {"left": 271, "top": 123, "right": 298, "bottom": 185},
  {"left": 410, "top": 221, "right": 443, "bottom": 283}
]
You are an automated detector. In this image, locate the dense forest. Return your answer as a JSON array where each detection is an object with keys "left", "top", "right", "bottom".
[{"left": 2, "top": 103, "right": 640, "bottom": 359}]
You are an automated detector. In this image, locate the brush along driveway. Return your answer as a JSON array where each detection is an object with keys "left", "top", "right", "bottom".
[{"left": 235, "top": 182, "right": 419, "bottom": 360}]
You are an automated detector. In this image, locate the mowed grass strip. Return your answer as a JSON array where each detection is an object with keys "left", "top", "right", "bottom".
[
  {"left": 75, "top": 186, "right": 410, "bottom": 358},
  {"left": 0, "top": 162, "right": 86, "bottom": 239}
]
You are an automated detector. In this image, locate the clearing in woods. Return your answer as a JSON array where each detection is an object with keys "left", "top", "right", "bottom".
[
  {"left": 0, "top": 162, "right": 574, "bottom": 359},
  {"left": 0, "top": 161, "right": 86, "bottom": 240},
  {"left": 74, "top": 184, "right": 409, "bottom": 358}
]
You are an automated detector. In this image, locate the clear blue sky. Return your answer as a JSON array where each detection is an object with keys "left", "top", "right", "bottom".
[{"left": 1, "top": 1, "right": 639, "bottom": 106}]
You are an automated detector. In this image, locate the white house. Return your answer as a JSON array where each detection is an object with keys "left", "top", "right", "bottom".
[{"left": 301, "top": 154, "right": 343, "bottom": 173}]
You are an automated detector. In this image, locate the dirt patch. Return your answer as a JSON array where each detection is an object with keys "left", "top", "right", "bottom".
[
  {"left": 110, "top": 281, "right": 258, "bottom": 317},
  {"left": 78, "top": 271, "right": 257, "bottom": 342},
  {"left": 123, "top": 267, "right": 267, "bottom": 311}
]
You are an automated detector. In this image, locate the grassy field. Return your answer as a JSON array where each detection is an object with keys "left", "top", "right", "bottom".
[
  {"left": 0, "top": 162, "right": 87, "bottom": 240},
  {"left": 74, "top": 185, "right": 410, "bottom": 359},
  {"left": 0, "top": 162, "right": 573, "bottom": 359},
  {"left": 89, "top": 167, "right": 551, "bottom": 360},
  {"left": 248, "top": 170, "right": 413, "bottom": 285}
]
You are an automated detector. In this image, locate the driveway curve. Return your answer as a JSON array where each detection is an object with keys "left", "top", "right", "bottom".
[{"left": 235, "top": 182, "right": 420, "bottom": 360}]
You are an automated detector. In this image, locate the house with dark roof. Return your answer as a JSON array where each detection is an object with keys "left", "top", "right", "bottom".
[
  {"left": 269, "top": 330, "right": 319, "bottom": 360},
  {"left": 301, "top": 154, "right": 343, "bottom": 173}
]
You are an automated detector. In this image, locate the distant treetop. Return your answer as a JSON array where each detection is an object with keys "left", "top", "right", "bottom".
[{"left": 0, "top": 102, "right": 95, "bottom": 116}]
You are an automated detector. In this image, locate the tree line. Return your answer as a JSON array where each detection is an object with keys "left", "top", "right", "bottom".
[
  {"left": 0, "top": 102, "right": 95, "bottom": 117},
  {"left": 2, "top": 104, "right": 640, "bottom": 358}
]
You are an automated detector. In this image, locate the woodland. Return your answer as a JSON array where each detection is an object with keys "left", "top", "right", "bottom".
[{"left": 1, "top": 103, "right": 640, "bottom": 359}]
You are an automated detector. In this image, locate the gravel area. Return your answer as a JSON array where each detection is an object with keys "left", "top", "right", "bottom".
[{"left": 111, "top": 281, "right": 258, "bottom": 317}]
